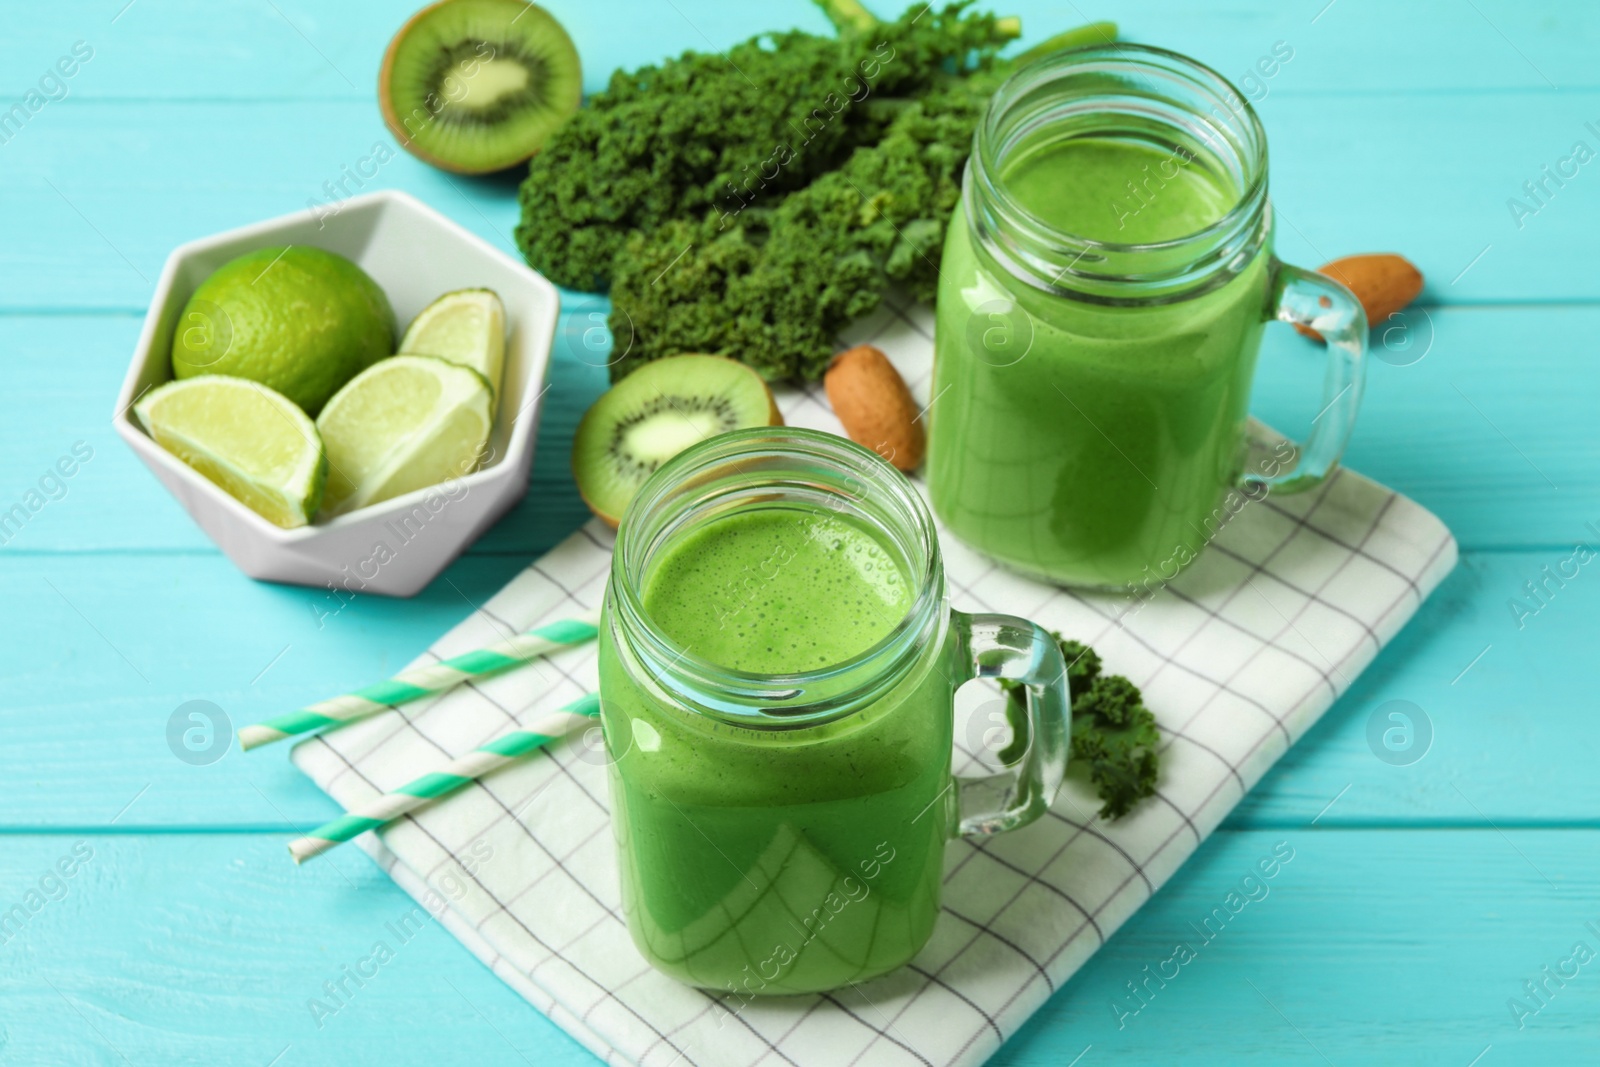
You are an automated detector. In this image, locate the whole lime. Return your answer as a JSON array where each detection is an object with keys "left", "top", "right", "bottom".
[{"left": 171, "top": 246, "right": 394, "bottom": 414}]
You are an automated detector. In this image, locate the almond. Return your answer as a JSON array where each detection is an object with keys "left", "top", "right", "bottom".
[
  {"left": 1294, "top": 253, "right": 1424, "bottom": 341},
  {"left": 824, "top": 344, "right": 925, "bottom": 471}
]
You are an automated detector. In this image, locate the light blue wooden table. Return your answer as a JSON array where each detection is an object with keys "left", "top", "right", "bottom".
[{"left": 3, "top": 2, "right": 1596, "bottom": 1064}]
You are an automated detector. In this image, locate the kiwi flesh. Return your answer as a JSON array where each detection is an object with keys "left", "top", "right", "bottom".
[
  {"left": 573, "top": 355, "right": 783, "bottom": 526},
  {"left": 380, "top": 0, "right": 581, "bottom": 174}
]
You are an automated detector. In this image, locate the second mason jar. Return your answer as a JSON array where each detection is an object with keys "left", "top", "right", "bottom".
[{"left": 927, "top": 44, "right": 1368, "bottom": 590}]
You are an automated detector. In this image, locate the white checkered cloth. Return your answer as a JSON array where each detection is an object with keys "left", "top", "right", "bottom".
[{"left": 292, "top": 299, "right": 1457, "bottom": 1067}]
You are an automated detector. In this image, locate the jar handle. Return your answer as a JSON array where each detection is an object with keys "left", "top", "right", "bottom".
[
  {"left": 948, "top": 611, "right": 1071, "bottom": 837},
  {"left": 1244, "top": 260, "right": 1368, "bottom": 494}
]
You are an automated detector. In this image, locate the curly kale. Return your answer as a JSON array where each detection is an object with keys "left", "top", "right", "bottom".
[
  {"left": 1070, "top": 673, "right": 1161, "bottom": 820},
  {"left": 1054, "top": 637, "right": 1103, "bottom": 700},
  {"left": 1002, "top": 634, "right": 1160, "bottom": 820},
  {"left": 516, "top": 2, "right": 1019, "bottom": 293},
  {"left": 606, "top": 79, "right": 987, "bottom": 381}
]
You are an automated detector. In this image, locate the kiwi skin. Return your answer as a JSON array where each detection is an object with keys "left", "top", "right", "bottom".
[
  {"left": 378, "top": 0, "right": 580, "bottom": 175},
  {"left": 575, "top": 356, "right": 783, "bottom": 529}
]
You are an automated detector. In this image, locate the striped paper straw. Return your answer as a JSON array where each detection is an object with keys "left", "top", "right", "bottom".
[
  {"left": 239, "top": 609, "right": 602, "bottom": 751},
  {"left": 288, "top": 692, "right": 601, "bottom": 863}
]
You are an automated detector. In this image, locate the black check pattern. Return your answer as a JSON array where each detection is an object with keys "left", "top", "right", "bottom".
[{"left": 292, "top": 298, "right": 1457, "bottom": 1067}]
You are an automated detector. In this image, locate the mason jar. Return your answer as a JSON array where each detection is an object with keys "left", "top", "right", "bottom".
[
  {"left": 597, "top": 428, "right": 1071, "bottom": 994},
  {"left": 927, "top": 44, "right": 1367, "bottom": 590}
]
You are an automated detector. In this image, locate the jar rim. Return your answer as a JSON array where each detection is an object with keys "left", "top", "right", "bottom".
[
  {"left": 968, "top": 42, "right": 1271, "bottom": 302},
  {"left": 608, "top": 427, "right": 945, "bottom": 729}
]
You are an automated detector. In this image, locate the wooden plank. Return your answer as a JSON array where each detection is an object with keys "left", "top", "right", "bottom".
[
  {"left": 0, "top": 832, "right": 599, "bottom": 1066},
  {"left": 3, "top": 0, "right": 1588, "bottom": 102},
  {"left": 3, "top": 302, "right": 1590, "bottom": 555},
  {"left": 0, "top": 546, "right": 1592, "bottom": 830},
  {"left": 1, "top": 829, "right": 1592, "bottom": 1064},
  {"left": 0, "top": 95, "right": 1596, "bottom": 312}
]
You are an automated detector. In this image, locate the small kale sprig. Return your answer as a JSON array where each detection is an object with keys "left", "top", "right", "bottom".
[{"left": 1001, "top": 634, "right": 1160, "bottom": 820}]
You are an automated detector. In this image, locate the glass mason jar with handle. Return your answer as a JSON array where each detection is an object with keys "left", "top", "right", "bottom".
[
  {"left": 597, "top": 428, "right": 1071, "bottom": 995},
  {"left": 927, "top": 44, "right": 1367, "bottom": 590}
]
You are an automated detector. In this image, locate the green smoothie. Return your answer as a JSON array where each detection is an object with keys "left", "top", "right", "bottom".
[
  {"left": 1005, "top": 139, "right": 1236, "bottom": 244},
  {"left": 928, "top": 135, "right": 1271, "bottom": 588},
  {"left": 599, "top": 506, "right": 952, "bottom": 994},
  {"left": 643, "top": 510, "right": 911, "bottom": 672}
]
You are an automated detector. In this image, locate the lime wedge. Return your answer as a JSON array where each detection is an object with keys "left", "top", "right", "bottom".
[
  {"left": 398, "top": 289, "right": 506, "bottom": 397},
  {"left": 134, "top": 376, "right": 326, "bottom": 528},
  {"left": 315, "top": 355, "right": 493, "bottom": 517}
]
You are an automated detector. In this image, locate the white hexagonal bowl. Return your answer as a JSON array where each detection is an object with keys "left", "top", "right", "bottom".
[{"left": 113, "top": 189, "right": 559, "bottom": 597}]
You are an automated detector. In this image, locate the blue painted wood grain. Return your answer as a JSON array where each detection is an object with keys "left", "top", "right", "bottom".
[
  {"left": 0, "top": 1, "right": 1594, "bottom": 1065},
  {"left": 0, "top": 831, "right": 1593, "bottom": 1065},
  {"left": 6, "top": 93, "right": 1597, "bottom": 310}
]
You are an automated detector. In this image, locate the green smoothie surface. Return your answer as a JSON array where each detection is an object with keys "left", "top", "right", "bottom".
[
  {"left": 1002, "top": 137, "right": 1236, "bottom": 244},
  {"left": 640, "top": 508, "right": 912, "bottom": 674}
]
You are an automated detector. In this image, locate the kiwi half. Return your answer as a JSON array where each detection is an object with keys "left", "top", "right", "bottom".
[
  {"left": 380, "top": 0, "right": 581, "bottom": 174},
  {"left": 573, "top": 355, "right": 783, "bottom": 527}
]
